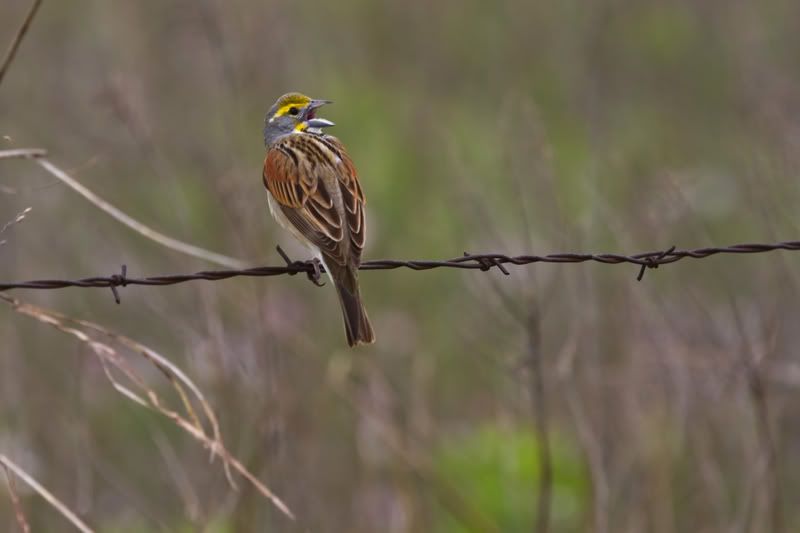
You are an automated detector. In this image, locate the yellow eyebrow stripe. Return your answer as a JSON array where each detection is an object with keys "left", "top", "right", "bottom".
[{"left": 274, "top": 101, "right": 309, "bottom": 118}]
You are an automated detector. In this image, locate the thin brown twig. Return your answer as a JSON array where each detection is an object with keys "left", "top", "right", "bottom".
[
  {"left": 0, "top": 0, "right": 43, "bottom": 87},
  {"left": 0, "top": 454, "right": 93, "bottom": 533},
  {"left": 3, "top": 464, "right": 31, "bottom": 533}
]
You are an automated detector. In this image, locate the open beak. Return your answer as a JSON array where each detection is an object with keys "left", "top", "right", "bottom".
[{"left": 305, "top": 99, "right": 335, "bottom": 129}]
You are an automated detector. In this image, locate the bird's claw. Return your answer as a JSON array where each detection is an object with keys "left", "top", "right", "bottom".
[
  {"left": 306, "top": 258, "right": 325, "bottom": 286},
  {"left": 275, "top": 245, "right": 325, "bottom": 287}
]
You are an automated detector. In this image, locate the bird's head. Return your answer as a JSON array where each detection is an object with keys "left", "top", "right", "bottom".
[{"left": 263, "top": 92, "right": 334, "bottom": 146}]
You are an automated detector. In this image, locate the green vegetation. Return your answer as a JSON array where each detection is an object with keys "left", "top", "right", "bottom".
[{"left": 1, "top": 0, "right": 799, "bottom": 530}]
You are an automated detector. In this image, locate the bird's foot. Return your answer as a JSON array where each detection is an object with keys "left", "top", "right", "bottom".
[
  {"left": 276, "top": 245, "right": 325, "bottom": 287},
  {"left": 305, "top": 258, "right": 325, "bottom": 287}
]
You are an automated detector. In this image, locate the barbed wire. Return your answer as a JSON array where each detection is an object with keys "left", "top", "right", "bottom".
[{"left": 0, "top": 241, "right": 798, "bottom": 304}]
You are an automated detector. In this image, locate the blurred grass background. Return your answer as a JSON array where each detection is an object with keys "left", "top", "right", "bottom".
[{"left": 2, "top": 0, "right": 800, "bottom": 531}]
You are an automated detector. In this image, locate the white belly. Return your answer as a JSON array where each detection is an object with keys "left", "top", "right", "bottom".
[
  {"left": 268, "top": 192, "right": 310, "bottom": 247},
  {"left": 267, "top": 191, "right": 334, "bottom": 283}
]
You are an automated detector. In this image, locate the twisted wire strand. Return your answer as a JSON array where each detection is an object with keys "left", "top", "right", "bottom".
[{"left": 0, "top": 241, "right": 798, "bottom": 295}]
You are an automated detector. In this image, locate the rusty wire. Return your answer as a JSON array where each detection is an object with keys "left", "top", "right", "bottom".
[
  {"left": 0, "top": 241, "right": 798, "bottom": 303},
  {"left": 1, "top": 149, "right": 798, "bottom": 300}
]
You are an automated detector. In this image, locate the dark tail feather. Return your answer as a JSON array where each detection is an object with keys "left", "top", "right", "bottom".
[{"left": 333, "top": 273, "right": 375, "bottom": 347}]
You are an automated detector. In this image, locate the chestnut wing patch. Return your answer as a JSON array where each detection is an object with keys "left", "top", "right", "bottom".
[{"left": 263, "top": 137, "right": 347, "bottom": 261}]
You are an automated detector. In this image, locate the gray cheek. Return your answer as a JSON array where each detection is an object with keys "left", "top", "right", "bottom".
[{"left": 264, "top": 121, "right": 295, "bottom": 146}]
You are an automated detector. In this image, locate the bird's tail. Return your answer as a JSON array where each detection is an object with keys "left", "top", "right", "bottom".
[{"left": 331, "top": 267, "right": 375, "bottom": 347}]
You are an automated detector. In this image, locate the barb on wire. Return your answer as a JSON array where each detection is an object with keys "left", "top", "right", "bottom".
[
  {"left": 109, "top": 264, "right": 127, "bottom": 304},
  {"left": 636, "top": 245, "right": 676, "bottom": 281},
  {"left": 0, "top": 240, "right": 797, "bottom": 296},
  {"left": 466, "top": 251, "right": 511, "bottom": 275},
  {"left": 276, "top": 245, "right": 325, "bottom": 286}
]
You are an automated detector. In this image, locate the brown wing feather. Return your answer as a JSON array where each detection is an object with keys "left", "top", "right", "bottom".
[
  {"left": 317, "top": 135, "right": 367, "bottom": 262},
  {"left": 262, "top": 134, "right": 366, "bottom": 268}
]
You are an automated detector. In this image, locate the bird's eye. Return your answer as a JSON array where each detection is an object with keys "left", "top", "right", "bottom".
[{"left": 288, "top": 107, "right": 299, "bottom": 116}]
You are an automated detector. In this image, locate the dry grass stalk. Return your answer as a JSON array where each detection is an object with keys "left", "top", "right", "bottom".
[
  {"left": 0, "top": 206, "right": 32, "bottom": 246},
  {"left": 0, "top": 149, "right": 246, "bottom": 269},
  {"left": 0, "top": 294, "right": 295, "bottom": 521},
  {"left": 0, "top": 207, "right": 31, "bottom": 233},
  {"left": 33, "top": 158, "right": 248, "bottom": 269},
  {"left": 1, "top": 454, "right": 92, "bottom": 533},
  {"left": 0, "top": 148, "right": 47, "bottom": 160},
  {"left": 3, "top": 463, "right": 31, "bottom": 533},
  {"left": 0, "top": 0, "right": 43, "bottom": 87}
]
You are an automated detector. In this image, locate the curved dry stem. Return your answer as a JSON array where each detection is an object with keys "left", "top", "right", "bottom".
[
  {"left": 0, "top": 454, "right": 93, "bottom": 533},
  {"left": 0, "top": 294, "right": 295, "bottom": 521},
  {"left": 3, "top": 463, "right": 31, "bottom": 533},
  {"left": 33, "top": 158, "right": 248, "bottom": 269}
]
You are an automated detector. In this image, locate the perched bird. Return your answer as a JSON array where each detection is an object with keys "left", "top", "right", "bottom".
[{"left": 262, "top": 92, "right": 375, "bottom": 346}]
